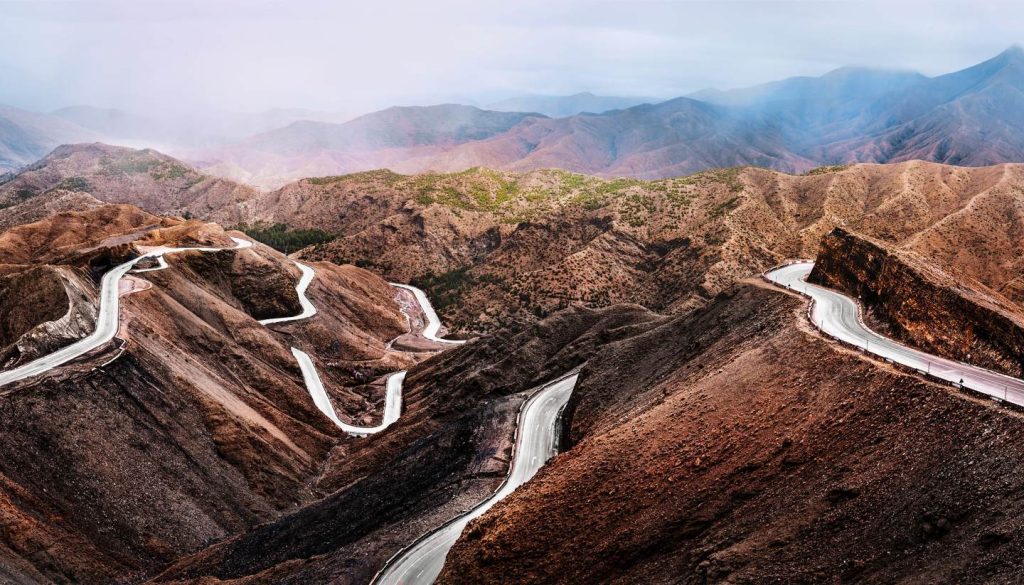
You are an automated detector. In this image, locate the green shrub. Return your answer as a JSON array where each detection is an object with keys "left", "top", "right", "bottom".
[
  {"left": 55, "top": 177, "right": 93, "bottom": 192},
  {"left": 805, "top": 164, "right": 849, "bottom": 176},
  {"left": 234, "top": 222, "right": 335, "bottom": 253},
  {"left": 412, "top": 267, "right": 475, "bottom": 311}
]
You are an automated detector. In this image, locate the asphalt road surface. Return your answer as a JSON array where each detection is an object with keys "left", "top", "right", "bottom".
[
  {"left": 390, "top": 283, "right": 467, "bottom": 344},
  {"left": 259, "top": 261, "right": 317, "bottom": 325},
  {"left": 372, "top": 373, "right": 579, "bottom": 585},
  {"left": 291, "top": 347, "right": 405, "bottom": 436},
  {"left": 0, "top": 237, "right": 253, "bottom": 388},
  {"left": 766, "top": 262, "right": 1024, "bottom": 405}
]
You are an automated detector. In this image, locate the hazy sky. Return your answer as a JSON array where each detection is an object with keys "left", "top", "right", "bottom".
[{"left": 1, "top": 0, "right": 1023, "bottom": 114}]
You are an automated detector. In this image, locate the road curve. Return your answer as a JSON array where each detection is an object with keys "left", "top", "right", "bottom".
[
  {"left": 372, "top": 373, "right": 579, "bottom": 585},
  {"left": 0, "top": 236, "right": 253, "bottom": 388},
  {"left": 390, "top": 283, "right": 467, "bottom": 344},
  {"left": 130, "top": 255, "right": 168, "bottom": 273},
  {"left": 259, "top": 262, "right": 317, "bottom": 325},
  {"left": 766, "top": 262, "right": 1024, "bottom": 405},
  {"left": 291, "top": 347, "right": 405, "bottom": 437}
]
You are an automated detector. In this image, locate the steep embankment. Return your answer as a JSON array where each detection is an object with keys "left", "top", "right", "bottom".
[
  {"left": 0, "top": 204, "right": 410, "bottom": 583},
  {"left": 810, "top": 228, "right": 1024, "bottom": 378},
  {"left": 0, "top": 265, "right": 98, "bottom": 369},
  {"left": 437, "top": 282, "right": 1024, "bottom": 584}
]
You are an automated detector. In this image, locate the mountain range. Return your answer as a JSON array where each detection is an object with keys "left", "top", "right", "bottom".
[
  {"left": 485, "top": 92, "right": 661, "bottom": 117},
  {"left": 5, "top": 47, "right": 1024, "bottom": 189},
  {"left": 183, "top": 46, "right": 1024, "bottom": 187},
  {"left": 4, "top": 136, "right": 1024, "bottom": 582}
]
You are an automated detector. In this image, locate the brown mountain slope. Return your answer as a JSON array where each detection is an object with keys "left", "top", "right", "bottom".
[
  {"left": 810, "top": 228, "right": 1024, "bottom": 378},
  {"left": 0, "top": 143, "right": 258, "bottom": 222},
  {"left": 149, "top": 303, "right": 663, "bottom": 585},
  {"left": 437, "top": 281, "right": 1024, "bottom": 584},
  {"left": 0, "top": 205, "right": 412, "bottom": 582},
  {"left": 0, "top": 189, "right": 104, "bottom": 232},
  {"left": 271, "top": 161, "right": 1024, "bottom": 335}
]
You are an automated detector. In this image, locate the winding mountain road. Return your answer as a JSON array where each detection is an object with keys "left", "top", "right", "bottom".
[
  {"left": 292, "top": 348, "right": 405, "bottom": 436},
  {"left": 261, "top": 263, "right": 469, "bottom": 435},
  {"left": 0, "top": 236, "right": 253, "bottom": 388},
  {"left": 259, "top": 262, "right": 317, "bottom": 325},
  {"left": 766, "top": 262, "right": 1024, "bottom": 405},
  {"left": 390, "top": 283, "right": 467, "bottom": 344},
  {"left": 372, "top": 373, "right": 579, "bottom": 585}
]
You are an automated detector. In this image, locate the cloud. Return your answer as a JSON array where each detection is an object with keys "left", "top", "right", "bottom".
[{"left": 0, "top": 0, "right": 1021, "bottom": 114}]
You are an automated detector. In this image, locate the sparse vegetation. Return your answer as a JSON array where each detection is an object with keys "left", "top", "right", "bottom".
[
  {"left": 99, "top": 155, "right": 160, "bottom": 176},
  {"left": 306, "top": 169, "right": 403, "bottom": 185},
  {"left": 412, "top": 267, "right": 476, "bottom": 311},
  {"left": 679, "top": 167, "right": 745, "bottom": 193},
  {"left": 234, "top": 222, "right": 335, "bottom": 253},
  {"left": 54, "top": 177, "right": 93, "bottom": 193},
  {"left": 709, "top": 196, "right": 741, "bottom": 219},
  {"left": 805, "top": 164, "right": 849, "bottom": 176},
  {"left": 151, "top": 163, "right": 192, "bottom": 181}
]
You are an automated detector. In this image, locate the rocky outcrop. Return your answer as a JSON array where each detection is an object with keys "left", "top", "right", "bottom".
[
  {"left": 809, "top": 228, "right": 1024, "bottom": 377},
  {"left": 0, "top": 265, "right": 98, "bottom": 369}
]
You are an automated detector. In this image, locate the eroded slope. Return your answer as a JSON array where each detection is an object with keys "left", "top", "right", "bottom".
[{"left": 438, "top": 282, "right": 1024, "bottom": 584}]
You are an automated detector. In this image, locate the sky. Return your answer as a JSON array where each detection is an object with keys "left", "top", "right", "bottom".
[{"left": 1, "top": 0, "right": 1023, "bottom": 115}]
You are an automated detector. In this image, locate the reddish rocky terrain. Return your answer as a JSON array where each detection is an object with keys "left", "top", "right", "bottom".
[
  {"left": 0, "top": 203, "right": 417, "bottom": 582},
  {"left": 435, "top": 281, "right": 1024, "bottom": 584},
  {"left": 149, "top": 302, "right": 661, "bottom": 585},
  {"left": 810, "top": 228, "right": 1024, "bottom": 378},
  {"left": 2, "top": 142, "right": 1024, "bottom": 584},
  {"left": 0, "top": 143, "right": 257, "bottom": 221}
]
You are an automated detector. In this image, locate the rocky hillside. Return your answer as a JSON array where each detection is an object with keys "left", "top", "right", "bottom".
[
  {"left": 150, "top": 303, "right": 663, "bottom": 584},
  {"left": 810, "top": 228, "right": 1024, "bottom": 378},
  {"left": 269, "top": 161, "right": 1024, "bottom": 336},
  {"left": 435, "top": 281, "right": 1024, "bottom": 584},
  {"left": 0, "top": 143, "right": 257, "bottom": 221},
  {"left": 0, "top": 203, "right": 413, "bottom": 582},
  {"left": 8, "top": 146, "right": 1022, "bottom": 340}
]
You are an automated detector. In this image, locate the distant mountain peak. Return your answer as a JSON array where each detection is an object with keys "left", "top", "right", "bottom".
[
  {"left": 998, "top": 44, "right": 1024, "bottom": 59},
  {"left": 973, "top": 45, "right": 1024, "bottom": 73}
]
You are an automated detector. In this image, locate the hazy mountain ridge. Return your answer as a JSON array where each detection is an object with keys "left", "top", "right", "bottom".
[
  {"left": 185, "top": 47, "right": 1024, "bottom": 187},
  {"left": 8, "top": 48, "right": 1024, "bottom": 188},
  {"left": 0, "top": 105, "right": 101, "bottom": 173},
  {"left": 486, "top": 92, "right": 661, "bottom": 117}
]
